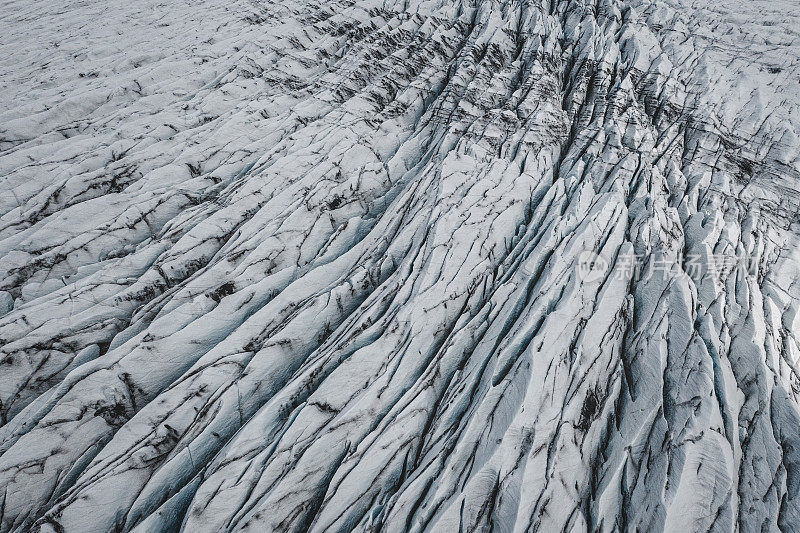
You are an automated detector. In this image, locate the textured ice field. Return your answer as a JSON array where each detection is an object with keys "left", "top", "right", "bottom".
[{"left": 1, "top": 0, "right": 800, "bottom": 531}]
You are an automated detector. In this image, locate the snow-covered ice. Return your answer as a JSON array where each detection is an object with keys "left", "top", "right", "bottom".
[{"left": 1, "top": 0, "right": 800, "bottom": 530}]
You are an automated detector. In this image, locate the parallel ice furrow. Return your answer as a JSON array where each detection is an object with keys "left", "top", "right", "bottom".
[{"left": 1, "top": 0, "right": 799, "bottom": 531}]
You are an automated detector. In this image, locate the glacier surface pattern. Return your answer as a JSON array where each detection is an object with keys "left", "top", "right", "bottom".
[{"left": 1, "top": 0, "right": 800, "bottom": 531}]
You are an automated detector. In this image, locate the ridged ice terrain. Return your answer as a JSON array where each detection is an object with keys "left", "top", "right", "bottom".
[{"left": 1, "top": 0, "right": 800, "bottom": 531}]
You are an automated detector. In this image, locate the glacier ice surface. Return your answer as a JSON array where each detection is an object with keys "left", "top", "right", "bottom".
[{"left": 1, "top": 0, "right": 800, "bottom": 531}]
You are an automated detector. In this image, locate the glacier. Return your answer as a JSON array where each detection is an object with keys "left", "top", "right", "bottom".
[{"left": 1, "top": 0, "right": 800, "bottom": 530}]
